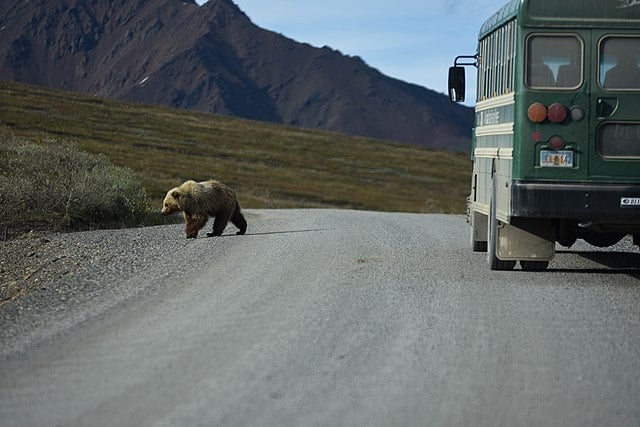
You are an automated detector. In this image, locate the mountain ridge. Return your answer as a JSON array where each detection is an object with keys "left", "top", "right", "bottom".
[{"left": 0, "top": 0, "right": 473, "bottom": 152}]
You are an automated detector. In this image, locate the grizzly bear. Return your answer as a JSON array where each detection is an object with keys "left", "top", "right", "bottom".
[{"left": 161, "top": 179, "right": 247, "bottom": 239}]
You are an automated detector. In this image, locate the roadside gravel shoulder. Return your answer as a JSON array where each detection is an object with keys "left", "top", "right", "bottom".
[{"left": 0, "top": 222, "right": 192, "bottom": 358}]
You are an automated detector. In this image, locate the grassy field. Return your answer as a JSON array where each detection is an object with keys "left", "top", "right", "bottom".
[{"left": 0, "top": 80, "right": 471, "bottom": 214}]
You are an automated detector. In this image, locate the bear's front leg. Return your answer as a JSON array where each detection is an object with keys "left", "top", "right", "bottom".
[{"left": 184, "top": 213, "right": 208, "bottom": 238}]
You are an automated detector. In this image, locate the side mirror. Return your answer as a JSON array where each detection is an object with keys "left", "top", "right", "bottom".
[{"left": 448, "top": 66, "right": 466, "bottom": 103}]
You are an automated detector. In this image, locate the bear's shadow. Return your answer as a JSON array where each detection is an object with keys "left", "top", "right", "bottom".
[{"left": 215, "top": 228, "right": 330, "bottom": 237}]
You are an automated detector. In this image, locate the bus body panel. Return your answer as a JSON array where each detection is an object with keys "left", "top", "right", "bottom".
[{"left": 465, "top": 0, "right": 640, "bottom": 268}]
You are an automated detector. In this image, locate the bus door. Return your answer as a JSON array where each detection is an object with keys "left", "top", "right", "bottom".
[
  {"left": 525, "top": 33, "right": 589, "bottom": 180},
  {"left": 589, "top": 32, "right": 640, "bottom": 181}
]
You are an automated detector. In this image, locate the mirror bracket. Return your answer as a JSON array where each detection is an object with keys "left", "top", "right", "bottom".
[{"left": 448, "top": 55, "right": 478, "bottom": 103}]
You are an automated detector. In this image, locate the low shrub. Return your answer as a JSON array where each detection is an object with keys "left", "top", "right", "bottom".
[{"left": 0, "top": 137, "right": 156, "bottom": 235}]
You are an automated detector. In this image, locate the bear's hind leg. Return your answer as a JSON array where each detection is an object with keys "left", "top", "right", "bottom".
[
  {"left": 231, "top": 202, "right": 247, "bottom": 235},
  {"left": 206, "top": 214, "right": 230, "bottom": 237}
]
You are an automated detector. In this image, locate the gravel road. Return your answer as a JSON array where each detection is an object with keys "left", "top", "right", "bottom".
[
  {"left": 0, "top": 216, "right": 196, "bottom": 356},
  {"left": 1, "top": 209, "right": 639, "bottom": 426}
]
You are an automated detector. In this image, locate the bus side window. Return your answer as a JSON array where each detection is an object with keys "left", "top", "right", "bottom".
[{"left": 601, "top": 37, "right": 640, "bottom": 90}]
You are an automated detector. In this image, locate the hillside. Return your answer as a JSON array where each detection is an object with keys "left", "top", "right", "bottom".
[
  {"left": 0, "top": 0, "right": 473, "bottom": 152},
  {"left": 0, "top": 80, "right": 471, "bottom": 214}
]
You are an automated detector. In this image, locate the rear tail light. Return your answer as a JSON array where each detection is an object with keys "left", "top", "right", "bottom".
[
  {"left": 547, "top": 103, "right": 567, "bottom": 123},
  {"left": 527, "top": 102, "right": 572, "bottom": 123},
  {"left": 528, "top": 102, "right": 574, "bottom": 152},
  {"left": 549, "top": 135, "right": 565, "bottom": 150},
  {"left": 527, "top": 102, "right": 547, "bottom": 123}
]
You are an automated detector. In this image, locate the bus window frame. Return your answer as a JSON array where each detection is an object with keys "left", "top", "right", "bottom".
[
  {"left": 476, "top": 19, "right": 516, "bottom": 102},
  {"left": 598, "top": 34, "right": 640, "bottom": 92},
  {"left": 524, "top": 33, "right": 584, "bottom": 91}
]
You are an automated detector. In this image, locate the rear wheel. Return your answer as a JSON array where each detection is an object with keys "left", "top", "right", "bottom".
[
  {"left": 472, "top": 239, "right": 488, "bottom": 252},
  {"left": 556, "top": 235, "right": 577, "bottom": 248},
  {"left": 470, "top": 209, "right": 488, "bottom": 252},
  {"left": 556, "top": 223, "right": 577, "bottom": 248},
  {"left": 488, "top": 178, "right": 516, "bottom": 271},
  {"left": 582, "top": 232, "right": 625, "bottom": 248},
  {"left": 520, "top": 260, "right": 549, "bottom": 271},
  {"left": 470, "top": 219, "right": 487, "bottom": 252}
]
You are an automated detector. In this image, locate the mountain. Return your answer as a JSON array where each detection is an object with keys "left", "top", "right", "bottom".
[{"left": 0, "top": 0, "right": 473, "bottom": 152}]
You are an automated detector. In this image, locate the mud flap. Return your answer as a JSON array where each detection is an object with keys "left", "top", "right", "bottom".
[
  {"left": 470, "top": 210, "right": 488, "bottom": 252},
  {"left": 496, "top": 221, "right": 555, "bottom": 261}
]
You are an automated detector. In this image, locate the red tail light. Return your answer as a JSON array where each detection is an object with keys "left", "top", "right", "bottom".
[
  {"left": 549, "top": 135, "right": 565, "bottom": 150},
  {"left": 548, "top": 103, "right": 567, "bottom": 123}
]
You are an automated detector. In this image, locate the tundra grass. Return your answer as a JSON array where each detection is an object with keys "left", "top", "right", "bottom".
[{"left": 0, "top": 80, "right": 471, "bottom": 214}]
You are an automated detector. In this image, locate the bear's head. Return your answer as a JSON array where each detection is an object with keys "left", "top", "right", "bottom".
[{"left": 161, "top": 189, "right": 183, "bottom": 215}]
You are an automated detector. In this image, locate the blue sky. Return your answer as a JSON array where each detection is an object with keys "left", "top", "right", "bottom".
[{"left": 197, "top": 0, "right": 509, "bottom": 104}]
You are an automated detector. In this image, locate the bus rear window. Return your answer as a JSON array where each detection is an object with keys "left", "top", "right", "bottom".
[
  {"left": 597, "top": 123, "right": 640, "bottom": 158},
  {"left": 525, "top": 35, "right": 582, "bottom": 89},
  {"left": 599, "top": 37, "right": 640, "bottom": 90}
]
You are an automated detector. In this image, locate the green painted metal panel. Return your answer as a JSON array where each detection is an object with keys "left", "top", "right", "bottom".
[{"left": 480, "top": 0, "right": 640, "bottom": 40}]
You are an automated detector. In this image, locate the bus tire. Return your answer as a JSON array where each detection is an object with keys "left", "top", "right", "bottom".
[
  {"left": 470, "top": 214, "right": 488, "bottom": 252},
  {"left": 488, "top": 178, "right": 516, "bottom": 271},
  {"left": 472, "top": 238, "right": 488, "bottom": 252},
  {"left": 556, "top": 235, "right": 577, "bottom": 248},
  {"left": 520, "top": 260, "right": 549, "bottom": 271},
  {"left": 556, "top": 223, "right": 577, "bottom": 248},
  {"left": 582, "top": 232, "right": 625, "bottom": 248}
]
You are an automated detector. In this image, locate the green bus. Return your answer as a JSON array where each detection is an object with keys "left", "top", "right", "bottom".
[{"left": 449, "top": 0, "right": 640, "bottom": 270}]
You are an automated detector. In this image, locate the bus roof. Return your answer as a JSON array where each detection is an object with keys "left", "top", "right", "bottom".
[
  {"left": 478, "top": 0, "right": 520, "bottom": 39},
  {"left": 479, "top": 0, "right": 640, "bottom": 40}
]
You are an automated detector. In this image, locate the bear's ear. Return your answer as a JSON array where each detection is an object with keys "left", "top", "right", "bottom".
[{"left": 171, "top": 190, "right": 181, "bottom": 199}]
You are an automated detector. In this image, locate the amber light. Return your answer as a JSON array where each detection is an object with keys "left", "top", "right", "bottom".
[
  {"left": 528, "top": 102, "right": 547, "bottom": 123},
  {"left": 548, "top": 103, "right": 568, "bottom": 124}
]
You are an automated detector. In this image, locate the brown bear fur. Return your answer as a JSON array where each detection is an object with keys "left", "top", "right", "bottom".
[{"left": 161, "top": 179, "right": 247, "bottom": 239}]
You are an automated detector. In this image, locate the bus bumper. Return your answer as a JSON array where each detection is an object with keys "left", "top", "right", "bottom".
[{"left": 511, "top": 180, "right": 640, "bottom": 222}]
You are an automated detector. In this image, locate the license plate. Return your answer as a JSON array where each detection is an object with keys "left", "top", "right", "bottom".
[
  {"left": 540, "top": 150, "right": 573, "bottom": 168},
  {"left": 621, "top": 197, "right": 640, "bottom": 207}
]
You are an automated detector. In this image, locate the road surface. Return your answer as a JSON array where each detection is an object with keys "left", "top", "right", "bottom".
[{"left": 1, "top": 209, "right": 639, "bottom": 426}]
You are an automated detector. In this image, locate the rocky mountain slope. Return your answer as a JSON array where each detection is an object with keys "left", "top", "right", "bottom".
[{"left": 0, "top": 0, "right": 473, "bottom": 151}]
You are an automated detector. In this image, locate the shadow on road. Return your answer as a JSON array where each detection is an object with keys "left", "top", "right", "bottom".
[
  {"left": 220, "top": 228, "right": 331, "bottom": 237},
  {"left": 550, "top": 250, "right": 640, "bottom": 279}
]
